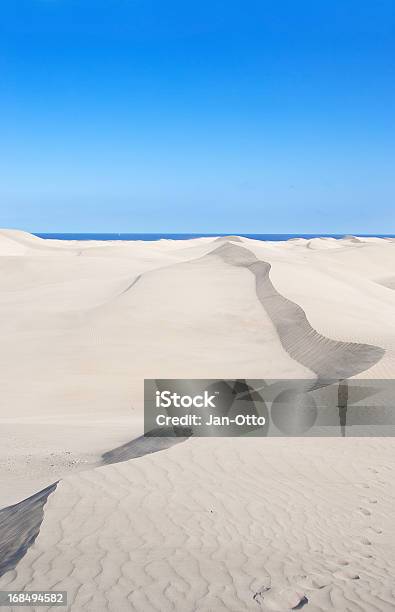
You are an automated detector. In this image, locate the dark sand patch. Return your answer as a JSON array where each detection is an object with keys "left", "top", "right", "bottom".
[
  {"left": 0, "top": 482, "right": 57, "bottom": 578},
  {"left": 209, "top": 242, "right": 384, "bottom": 379},
  {"left": 376, "top": 276, "right": 395, "bottom": 290},
  {"left": 102, "top": 428, "right": 190, "bottom": 465}
]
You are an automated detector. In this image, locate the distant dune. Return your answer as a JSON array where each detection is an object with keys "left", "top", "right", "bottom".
[{"left": 0, "top": 230, "right": 395, "bottom": 611}]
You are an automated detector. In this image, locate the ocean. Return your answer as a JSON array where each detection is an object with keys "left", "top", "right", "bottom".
[{"left": 34, "top": 233, "right": 395, "bottom": 242}]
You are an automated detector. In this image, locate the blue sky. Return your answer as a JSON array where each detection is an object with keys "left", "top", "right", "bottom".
[{"left": 0, "top": 0, "right": 394, "bottom": 232}]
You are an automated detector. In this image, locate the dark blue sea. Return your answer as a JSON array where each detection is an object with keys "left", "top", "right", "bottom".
[{"left": 34, "top": 233, "right": 395, "bottom": 242}]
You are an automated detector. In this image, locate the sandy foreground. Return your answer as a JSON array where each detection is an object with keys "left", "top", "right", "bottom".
[{"left": 0, "top": 229, "right": 394, "bottom": 611}]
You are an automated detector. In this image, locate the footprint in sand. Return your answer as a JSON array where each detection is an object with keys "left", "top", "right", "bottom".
[
  {"left": 359, "top": 536, "right": 372, "bottom": 546},
  {"left": 293, "top": 573, "right": 332, "bottom": 590},
  {"left": 254, "top": 587, "right": 308, "bottom": 610},
  {"left": 336, "top": 559, "right": 350, "bottom": 566},
  {"left": 368, "top": 526, "right": 383, "bottom": 534},
  {"left": 368, "top": 498, "right": 378, "bottom": 504},
  {"left": 359, "top": 507, "right": 371, "bottom": 516},
  {"left": 333, "top": 569, "right": 360, "bottom": 581},
  {"left": 326, "top": 558, "right": 351, "bottom": 571},
  {"left": 252, "top": 575, "right": 271, "bottom": 599}
]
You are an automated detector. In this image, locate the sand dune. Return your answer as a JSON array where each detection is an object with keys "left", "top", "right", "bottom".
[
  {"left": 377, "top": 277, "right": 395, "bottom": 290},
  {"left": 209, "top": 242, "right": 385, "bottom": 379},
  {"left": 0, "top": 483, "right": 57, "bottom": 579},
  {"left": 0, "top": 230, "right": 394, "bottom": 611},
  {"left": 1, "top": 439, "right": 394, "bottom": 611}
]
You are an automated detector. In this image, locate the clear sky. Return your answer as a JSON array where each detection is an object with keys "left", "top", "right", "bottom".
[{"left": 0, "top": 1, "right": 394, "bottom": 233}]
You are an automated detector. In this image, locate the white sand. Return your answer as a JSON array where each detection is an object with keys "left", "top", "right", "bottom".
[{"left": 0, "top": 230, "right": 394, "bottom": 611}]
